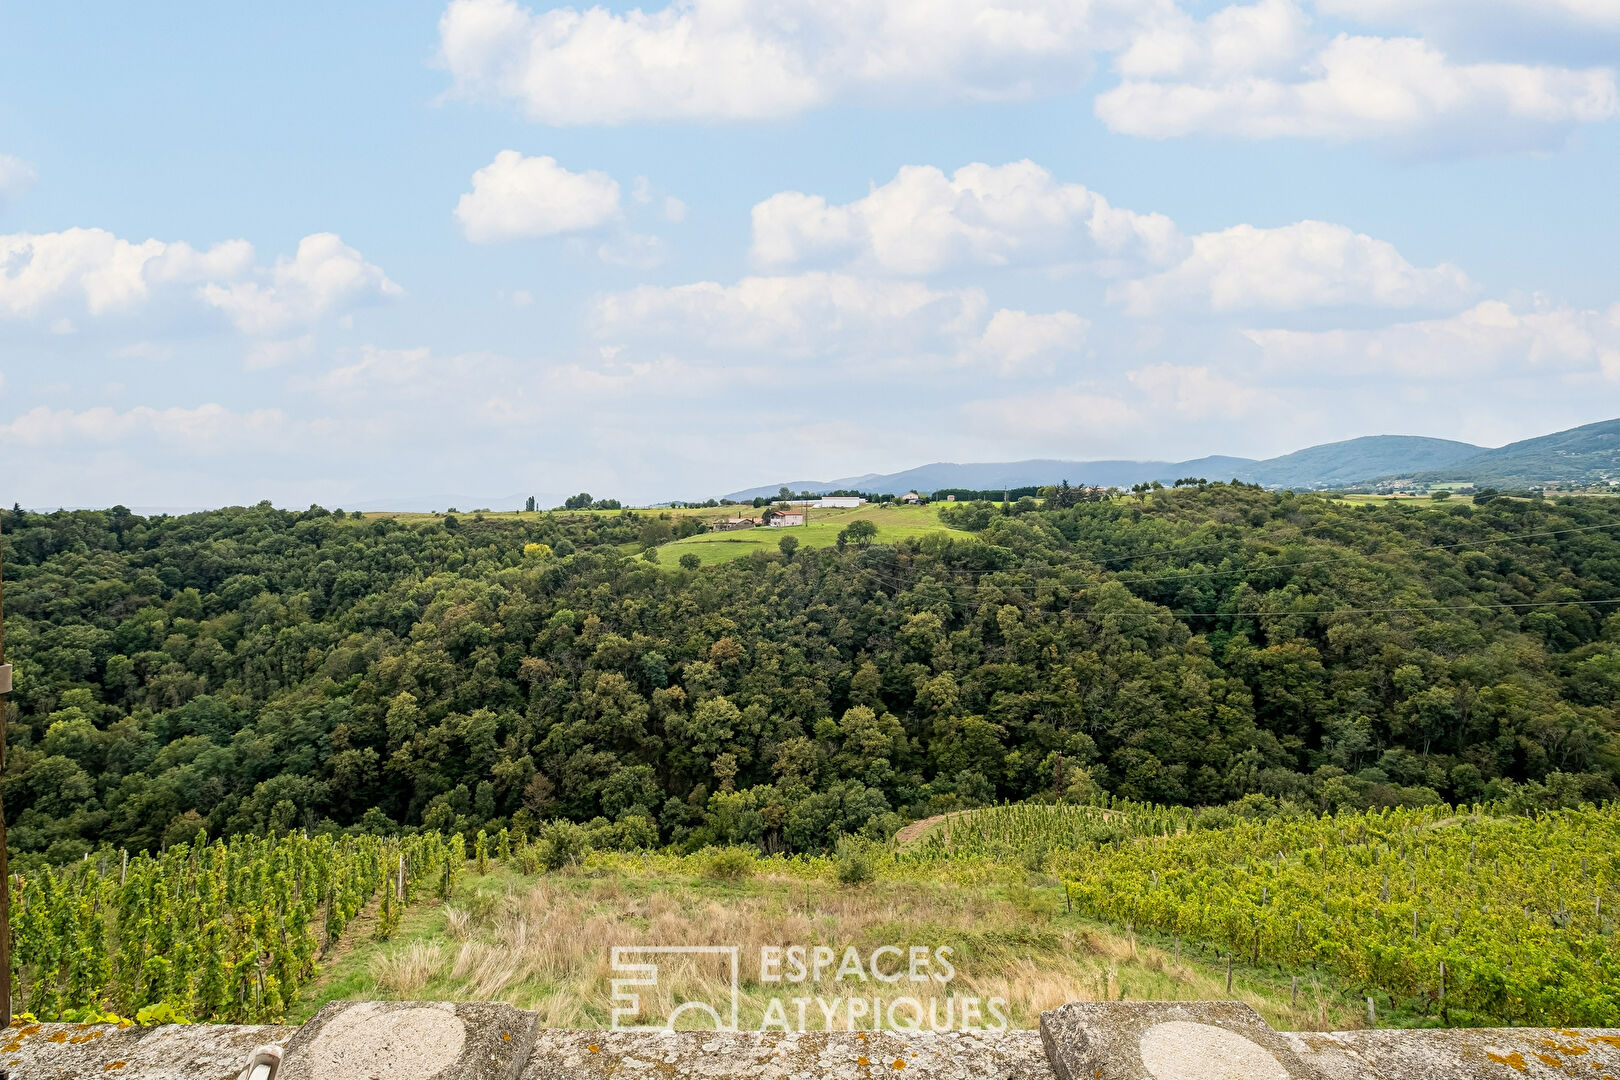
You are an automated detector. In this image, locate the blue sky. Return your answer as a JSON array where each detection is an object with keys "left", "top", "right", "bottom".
[{"left": 2, "top": 0, "right": 1619, "bottom": 509}]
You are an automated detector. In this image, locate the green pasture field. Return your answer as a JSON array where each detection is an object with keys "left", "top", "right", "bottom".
[
  {"left": 662, "top": 504, "right": 962, "bottom": 566},
  {"left": 1335, "top": 493, "right": 1475, "bottom": 507}
]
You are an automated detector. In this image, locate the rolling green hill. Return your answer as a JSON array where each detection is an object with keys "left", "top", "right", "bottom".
[
  {"left": 1238, "top": 435, "right": 1481, "bottom": 487},
  {"left": 1413, "top": 417, "right": 1620, "bottom": 486},
  {"left": 662, "top": 503, "right": 958, "bottom": 565},
  {"left": 728, "top": 418, "right": 1620, "bottom": 497}
]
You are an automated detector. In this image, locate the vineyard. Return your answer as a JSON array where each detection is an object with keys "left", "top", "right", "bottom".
[
  {"left": 7, "top": 831, "right": 464, "bottom": 1023},
  {"left": 905, "top": 801, "right": 1620, "bottom": 1028},
  {"left": 9, "top": 803, "right": 1620, "bottom": 1030}
]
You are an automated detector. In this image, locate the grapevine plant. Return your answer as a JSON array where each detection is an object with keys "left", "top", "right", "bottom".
[
  {"left": 7, "top": 830, "right": 465, "bottom": 1023},
  {"left": 905, "top": 800, "right": 1620, "bottom": 1027}
]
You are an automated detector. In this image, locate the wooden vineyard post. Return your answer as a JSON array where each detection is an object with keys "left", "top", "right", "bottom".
[
  {"left": 1439, "top": 960, "right": 1447, "bottom": 1025},
  {"left": 1225, "top": 955, "right": 1233, "bottom": 994},
  {"left": 0, "top": 512, "right": 11, "bottom": 1028}
]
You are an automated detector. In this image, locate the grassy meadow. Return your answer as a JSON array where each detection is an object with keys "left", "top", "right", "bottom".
[
  {"left": 1335, "top": 494, "right": 1476, "bottom": 508},
  {"left": 661, "top": 504, "right": 961, "bottom": 566}
]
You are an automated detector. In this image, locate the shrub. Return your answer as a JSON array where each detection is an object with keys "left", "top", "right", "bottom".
[
  {"left": 537, "top": 821, "right": 588, "bottom": 871},
  {"left": 702, "top": 846, "right": 757, "bottom": 880},
  {"left": 516, "top": 844, "right": 543, "bottom": 874},
  {"left": 835, "top": 838, "right": 875, "bottom": 885}
]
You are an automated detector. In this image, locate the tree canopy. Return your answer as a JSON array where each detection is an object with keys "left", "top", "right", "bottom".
[{"left": 2, "top": 486, "right": 1617, "bottom": 869}]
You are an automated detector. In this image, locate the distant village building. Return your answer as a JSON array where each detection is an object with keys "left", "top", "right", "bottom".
[
  {"left": 901, "top": 491, "right": 921, "bottom": 504},
  {"left": 712, "top": 518, "right": 757, "bottom": 531},
  {"left": 768, "top": 509, "right": 806, "bottom": 527}
]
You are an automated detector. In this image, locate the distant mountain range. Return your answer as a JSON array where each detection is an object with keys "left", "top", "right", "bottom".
[
  {"left": 724, "top": 418, "right": 1620, "bottom": 499},
  {"left": 1409, "top": 419, "right": 1620, "bottom": 488}
]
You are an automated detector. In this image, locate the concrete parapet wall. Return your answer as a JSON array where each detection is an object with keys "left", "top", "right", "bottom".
[
  {"left": 522, "top": 1028, "right": 1052, "bottom": 1080},
  {"left": 6, "top": 1002, "right": 1619, "bottom": 1080},
  {"left": 2, "top": 1020, "right": 296, "bottom": 1079}
]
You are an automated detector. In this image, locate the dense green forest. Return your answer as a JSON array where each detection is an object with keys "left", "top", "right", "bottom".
[{"left": 2, "top": 486, "right": 1618, "bottom": 871}]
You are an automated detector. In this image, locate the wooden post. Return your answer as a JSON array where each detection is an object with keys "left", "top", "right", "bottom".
[
  {"left": 1291, "top": 976, "right": 1299, "bottom": 1008},
  {"left": 0, "top": 511, "right": 10, "bottom": 1028},
  {"left": 1367, "top": 996, "right": 1376, "bottom": 1029},
  {"left": 1439, "top": 960, "right": 1447, "bottom": 1025},
  {"left": 1225, "top": 955, "right": 1233, "bottom": 994}
]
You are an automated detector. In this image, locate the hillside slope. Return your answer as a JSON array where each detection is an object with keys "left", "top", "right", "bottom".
[
  {"left": 1414, "top": 417, "right": 1620, "bottom": 486},
  {"left": 726, "top": 457, "right": 1260, "bottom": 500},
  {"left": 1240, "top": 435, "right": 1482, "bottom": 488},
  {"left": 729, "top": 418, "right": 1620, "bottom": 498}
]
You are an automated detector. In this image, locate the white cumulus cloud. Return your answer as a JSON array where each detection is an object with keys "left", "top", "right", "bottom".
[
  {"left": 1097, "top": 0, "right": 1619, "bottom": 152},
  {"left": 593, "top": 270, "right": 1089, "bottom": 375},
  {"left": 751, "top": 160, "right": 1185, "bottom": 275},
  {"left": 454, "top": 150, "right": 623, "bottom": 241},
  {"left": 0, "top": 228, "right": 394, "bottom": 339},
  {"left": 200, "top": 233, "right": 401, "bottom": 335},
  {"left": 974, "top": 309, "right": 1090, "bottom": 374},
  {"left": 1110, "top": 220, "right": 1474, "bottom": 315},
  {"left": 437, "top": 0, "right": 1137, "bottom": 124},
  {"left": 1244, "top": 299, "right": 1620, "bottom": 378},
  {"left": 0, "top": 228, "right": 253, "bottom": 318}
]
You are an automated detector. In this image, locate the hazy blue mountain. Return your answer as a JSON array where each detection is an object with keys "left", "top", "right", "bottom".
[
  {"left": 724, "top": 434, "right": 1506, "bottom": 499},
  {"left": 1241, "top": 435, "right": 1482, "bottom": 488},
  {"left": 725, "top": 457, "right": 1260, "bottom": 501},
  {"left": 1412, "top": 418, "right": 1620, "bottom": 486}
]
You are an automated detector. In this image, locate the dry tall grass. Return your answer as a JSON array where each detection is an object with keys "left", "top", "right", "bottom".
[
  {"left": 311, "top": 869, "right": 1346, "bottom": 1032},
  {"left": 369, "top": 940, "right": 441, "bottom": 996}
]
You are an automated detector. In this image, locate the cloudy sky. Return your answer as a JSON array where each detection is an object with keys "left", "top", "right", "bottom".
[{"left": 3, "top": 0, "right": 1619, "bottom": 508}]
